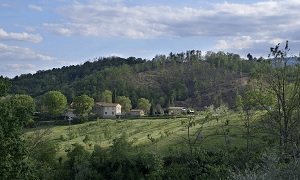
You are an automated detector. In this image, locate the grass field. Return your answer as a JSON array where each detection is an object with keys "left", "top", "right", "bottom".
[{"left": 24, "top": 111, "right": 267, "bottom": 157}]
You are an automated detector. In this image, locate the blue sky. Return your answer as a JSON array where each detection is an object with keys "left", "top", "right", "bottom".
[{"left": 1, "top": 0, "right": 300, "bottom": 78}]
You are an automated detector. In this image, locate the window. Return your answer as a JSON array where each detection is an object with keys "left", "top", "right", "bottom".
[{"left": 112, "top": 112, "right": 114, "bottom": 115}]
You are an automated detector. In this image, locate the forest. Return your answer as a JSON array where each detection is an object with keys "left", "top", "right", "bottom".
[{"left": 1, "top": 41, "right": 300, "bottom": 179}]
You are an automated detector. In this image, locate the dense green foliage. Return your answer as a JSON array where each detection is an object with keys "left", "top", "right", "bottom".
[
  {"left": 115, "top": 96, "right": 132, "bottom": 113},
  {"left": 43, "top": 91, "right": 67, "bottom": 117},
  {"left": 0, "top": 95, "right": 36, "bottom": 179},
  {"left": 9, "top": 56, "right": 145, "bottom": 97},
  {"left": 137, "top": 98, "right": 151, "bottom": 113},
  {"left": 48, "top": 135, "right": 233, "bottom": 179},
  {"left": 100, "top": 90, "right": 113, "bottom": 103},
  {"left": 0, "top": 76, "right": 11, "bottom": 96},
  {"left": 72, "top": 95, "right": 94, "bottom": 116}
]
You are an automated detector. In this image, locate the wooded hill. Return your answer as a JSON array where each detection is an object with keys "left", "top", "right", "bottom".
[{"left": 9, "top": 51, "right": 260, "bottom": 110}]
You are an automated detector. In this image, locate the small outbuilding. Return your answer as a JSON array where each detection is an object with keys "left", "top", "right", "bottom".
[
  {"left": 130, "top": 109, "right": 145, "bottom": 117},
  {"left": 168, "top": 107, "right": 187, "bottom": 115}
]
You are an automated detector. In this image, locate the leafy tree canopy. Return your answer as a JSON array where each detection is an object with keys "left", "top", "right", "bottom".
[
  {"left": 0, "top": 76, "right": 11, "bottom": 97},
  {"left": 43, "top": 91, "right": 67, "bottom": 117},
  {"left": 100, "top": 90, "right": 112, "bottom": 103},
  {"left": 72, "top": 95, "right": 94, "bottom": 116},
  {"left": 137, "top": 98, "right": 151, "bottom": 113},
  {"left": 116, "top": 96, "right": 132, "bottom": 113},
  {"left": 0, "top": 95, "right": 36, "bottom": 179}
]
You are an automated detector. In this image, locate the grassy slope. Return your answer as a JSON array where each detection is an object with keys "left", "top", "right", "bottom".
[{"left": 24, "top": 111, "right": 267, "bottom": 157}]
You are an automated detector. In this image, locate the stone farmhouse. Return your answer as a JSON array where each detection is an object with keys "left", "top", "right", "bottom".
[{"left": 92, "top": 102, "right": 121, "bottom": 118}]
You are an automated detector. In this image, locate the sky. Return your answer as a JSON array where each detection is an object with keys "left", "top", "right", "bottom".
[{"left": 1, "top": 0, "right": 300, "bottom": 78}]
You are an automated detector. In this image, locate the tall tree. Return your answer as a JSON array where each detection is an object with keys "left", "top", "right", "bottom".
[
  {"left": 238, "top": 89, "right": 274, "bottom": 164},
  {"left": 255, "top": 41, "right": 300, "bottom": 155},
  {"left": 0, "top": 95, "right": 36, "bottom": 179},
  {"left": 112, "top": 89, "right": 117, "bottom": 103},
  {"left": 115, "top": 96, "right": 132, "bottom": 113},
  {"left": 150, "top": 99, "right": 155, "bottom": 116},
  {"left": 72, "top": 95, "right": 94, "bottom": 116},
  {"left": 100, "top": 90, "right": 112, "bottom": 103},
  {"left": 43, "top": 91, "right": 67, "bottom": 117},
  {"left": 137, "top": 98, "right": 151, "bottom": 114}
]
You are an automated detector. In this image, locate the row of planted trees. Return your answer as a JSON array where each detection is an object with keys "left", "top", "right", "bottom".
[{"left": 0, "top": 88, "right": 151, "bottom": 125}]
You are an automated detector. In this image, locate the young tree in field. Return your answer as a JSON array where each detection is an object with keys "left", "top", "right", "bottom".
[
  {"left": 238, "top": 89, "right": 275, "bottom": 164},
  {"left": 72, "top": 95, "right": 94, "bottom": 116},
  {"left": 43, "top": 91, "right": 67, "bottom": 117},
  {"left": 100, "top": 90, "right": 112, "bottom": 103},
  {"left": 115, "top": 96, "right": 132, "bottom": 113},
  {"left": 0, "top": 95, "right": 36, "bottom": 179},
  {"left": 255, "top": 41, "right": 300, "bottom": 155},
  {"left": 137, "top": 98, "right": 151, "bottom": 114},
  {"left": 235, "top": 92, "right": 243, "bottom": 112},
  {"left": 215, "top": 103, "right": 231, "bottom": 152},
  {"left": 181, "top": 115, "right": 197, "bottom": 156}
]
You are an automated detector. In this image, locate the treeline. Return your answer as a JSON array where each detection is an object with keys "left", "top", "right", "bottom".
[{"left": 8, "top": 50, "right": 260, "bottom": 110}]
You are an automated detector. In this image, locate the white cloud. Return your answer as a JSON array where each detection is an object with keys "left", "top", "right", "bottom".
[
  {"left": 110, "top": 53, "right": 124, "bottom": 57},
  {"left": 0, "top": 43, "right": 60, "bottom": 77},
  {"left": 0, "top": 64, "right": 36, "bottom": 78},
  {"left": 3, "top": 64, "right": 35, "bottom": 71},
  {"left": 0, "top": 43, "right": 54, "bottom": 61},
  {"left": 42, "top": 23, "right": 73, "bottom": 36},
  {"left": 28, "top": 4, "right": 43, "bottom": 11},
  {"left": 0, "top": 28, "right": 43, "bottom": 43},
  {"left": 215, "top": 36, "right": 259, "bottom": 50},
  {"left": 49, "top": 0, "right": 300, "bottom": 43}
]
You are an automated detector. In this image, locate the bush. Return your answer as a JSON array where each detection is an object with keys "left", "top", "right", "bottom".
[
  {"left": 230, "top": 149, "right": 300, "bottom": 180},
  {"left": 73, "top": 116, "right": 88, "bottom": 124}
]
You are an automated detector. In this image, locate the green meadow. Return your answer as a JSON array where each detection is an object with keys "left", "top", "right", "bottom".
[{"left": 24, "top": 111, "right": 267, "bottom": 158}]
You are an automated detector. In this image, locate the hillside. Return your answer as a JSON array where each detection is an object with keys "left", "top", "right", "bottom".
[{"left": 9, "top": 51, "right": 259, "bottom": 110}]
